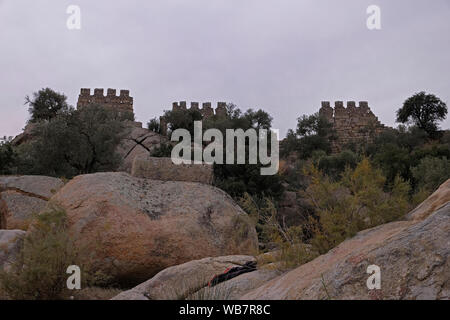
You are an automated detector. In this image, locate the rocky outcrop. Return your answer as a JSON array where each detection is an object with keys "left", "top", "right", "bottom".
[
  {"left": 50, "top": 172, "right": 258, "bottom": 285},
  {"left": 131, "top": 156, "right": 213, "bottom": 184},
  {"left": 0, "top": 230, "right": 26, "bottom": 272},
  {"left": 0, "top": 176, "right": 64, "bottom": 230},
  {"left": 112, "top": 255, "right": 280, "bottom": 300},
  {"left": 116, "top": 122, "right": 168, "bottom": 173},
  {"left": 242, "top": 180, "right": 450, "bottom": 300},
  {"left": 407, "top": 179, "right": 450, "bottom": 221},
  {"left": 11, "top": 123, "right": 38, "bottom": 147}
]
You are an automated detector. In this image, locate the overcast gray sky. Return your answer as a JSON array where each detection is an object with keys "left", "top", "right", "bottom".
[{"left": 1, "top": 0, "right": 449, "bottom": 138}]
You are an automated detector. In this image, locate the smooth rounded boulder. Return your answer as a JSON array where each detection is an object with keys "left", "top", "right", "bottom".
[{"left": 50, "top": 172, "right": 258, "bottom": 285}]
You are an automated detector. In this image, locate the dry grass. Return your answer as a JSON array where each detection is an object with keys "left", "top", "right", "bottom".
[{"left": 0, "top": 205, "right": 113, "bottom": 300}]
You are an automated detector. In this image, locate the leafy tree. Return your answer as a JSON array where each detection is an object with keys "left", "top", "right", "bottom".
[
  {"left": 17, "top": 105, "right": 126, "bottom": 177},
  {"left": 296, "top": 113, "right": 332, "bottom": 137},
  {"left": 411, "top": 156, "right": 450, "bottom": 192},
  {"left": 25, "top": 88, "right": 70, "bottom": 123},
  {"left": 214, "top": 163, "right": 283, "bottom": 199},
  {"left": 243, "top": 109, "right": 273, "bottom": 130},
  {"left": 0, "top": 140, "right": 17, "bottom": 174},
  {"left": 206, "top": 105, "right": 282, "bottom": 199},
  {"left": 150, "top": 142, "right": 173, "bottom": 157},
  {"left": 367, "top": 125, "right": 450, "bottom": 188},
  {"left": 396, "top": 92, "right": 448, "bottom": 137},
  {"left": 147, "top": 117, "right": 160, "bottom": 133},
  {"left": 162, "top": 108, "right": 203, "bottom": 137},
  {"left": 283, "top": 113, "right": 334, "bottom": 159},
  {"left": 318, "top": 150, "right": 360, "bottom": 180},
  {"left": 158, "top": 103, "right": 283, "bottom": 199}
]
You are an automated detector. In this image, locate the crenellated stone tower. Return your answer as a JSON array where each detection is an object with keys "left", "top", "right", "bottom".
[
  {"left": 160, "top": 101, "right": 228, "bottom": 136},
  {"left": 77, "top": 88, "right": 134, "bottom": 116},
  {"left": 319, "top": 101, "right": 387, "bottom": 153}
]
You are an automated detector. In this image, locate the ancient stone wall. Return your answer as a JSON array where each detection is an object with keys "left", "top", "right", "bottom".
[
  {"left": 77, "top": 88, "right": 134, "bottom": 116},
  {"left": 319, "top": 101, "right": 387, "bottom": 153},
  {"left": 160, "top": 101, "right": 227, "bottom": 135},
  {"left": 131, "top": 155, "right": 213, "bottom": 185}
]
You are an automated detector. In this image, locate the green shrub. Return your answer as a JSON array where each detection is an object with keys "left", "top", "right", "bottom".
[
  {"left": 15, "top": 104, "right": 126, "bottom": 178},
  {"left": 318, "top": 150, "right": 359, "bottom": 180},
  {"left": 304, "top": 158, "right": 412, "bottom": 254},
  {"left": 0, "top": 207, "right": 77, "bottom": 299},
  {"left": 147, "top": 117, "right": 161, "bottom": 133},
  {"left": 411, "top": 156, "right": 450, "bottom": 192},
  {"left": 0, "top": 206, "right": 109, "bottom": 300},
  {"left": 0, "top": 141, "right": 17, "bottom": 174},
  {"left": 150, "top": 142, "right": 173, "bottom": 157}
]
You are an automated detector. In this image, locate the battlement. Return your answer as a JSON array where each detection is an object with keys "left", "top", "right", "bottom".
[
  {"left": 169, "top": 101, "right": 228, "bottom": 117},
  {"left": 160, "top": 101, "right": 228, "bottom": 135},
  {"left": 77, "top": 88, "right": 134, "bottom": 115},
  {"left": 319, "top": 101, "right": 387, "bottom": 153}
]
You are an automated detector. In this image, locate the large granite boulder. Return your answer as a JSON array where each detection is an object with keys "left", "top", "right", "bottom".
[
  {"left": 112, "top": 255, "right": 280, "bottom": 300},
  {"left": 242, "top": 180, "right": 450, "bottom": 300},
  {"left": 50, "top": 172, "right": 258, "bottom": 285},
  {"left": 0, "top": 176, "right": 64, "bottom": 230},
  {"left": 0, "top": 230, "right": 26, "bottom": 272}
]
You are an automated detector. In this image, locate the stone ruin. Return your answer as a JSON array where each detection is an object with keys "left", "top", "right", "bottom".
[
  {"left": 160, "top": 101, "right": 228, "bottom": 136},
  {"left": 77, "top": 88, "right": 134, "bottom": 116},
  {"left": 319, "top": 101, "right": 387, "bottom": 153},
  {"left": 131, "top": 155, "right": 213, "bottom": 185}
]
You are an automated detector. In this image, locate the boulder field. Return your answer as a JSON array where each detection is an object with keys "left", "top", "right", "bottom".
[{"left": 112, "top": 179, "right": 449, "bottom": 300}]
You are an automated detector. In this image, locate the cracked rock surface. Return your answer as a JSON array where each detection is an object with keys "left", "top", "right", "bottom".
[
  {"left": 49, "top": 172, "right": 258, "bottom": 285},
  {"left": 0, "top": 176, "right": 64, "bottom": 230},
  {"left": 115, "top": 123, "right": 168, "bottom": 173}
]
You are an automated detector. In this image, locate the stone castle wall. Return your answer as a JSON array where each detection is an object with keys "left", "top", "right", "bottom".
[
  {"left": 160, "top": 101, "right": 227, "bottom": 135},
  {"left": 77, "top": 88, "right": 134, "bottom": 115},
  {"left": 131, "top": 155, "right": 213, "bottom": 185},
  {"left": 319, "top": 101, "right": 387, "bottom": 153}
]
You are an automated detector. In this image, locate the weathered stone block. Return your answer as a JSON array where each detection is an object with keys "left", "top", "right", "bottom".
[{"left": 131, "top": 156, "right": 213, "bottom": 185}]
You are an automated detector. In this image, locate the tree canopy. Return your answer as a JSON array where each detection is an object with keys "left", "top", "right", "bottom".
[
  {"left": 25, "top": 88, "right": 70, "bottom": 123},
  {"left": 396, "top": 92, "right": 448, "bottom": 137},
  {"left": 17, "top": 105, "right": 127, "bottom": 177}
]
